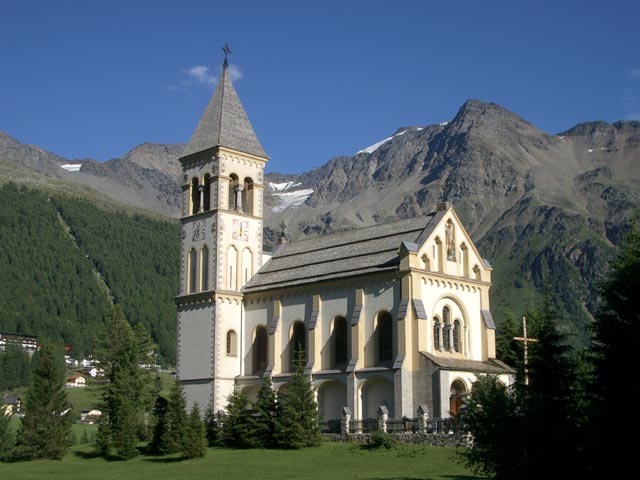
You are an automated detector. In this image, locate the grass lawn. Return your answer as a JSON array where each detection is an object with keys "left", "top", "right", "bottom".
[{"left": 0, "top": 442, "right": 483, "bottom": 480}]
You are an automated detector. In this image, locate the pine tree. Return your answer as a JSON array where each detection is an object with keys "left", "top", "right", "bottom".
[
  {"left": 149, "top": 395, "right": 169, "bottom": 455},
  {"left": 223, "top": 388, "right": 256, "bottom": 448},
  {"left": 587, "top": 219, "right": 640, "bottom": 476},
  {"left": 13, "top": 341, "right": 72, "bottom": 460},
  {"left": 252, "top": 376, "right": 279, "bottom": 448},
  {"left": 524, "top": 301, "right": 580, "bottom": 478},
  {"left": 160, "top": 379, "right": 188, "bottom": 454},
  {"left": 0, "top": 409, "right": 15, "bottom": 461},
  {"left": 274, "top": 350, "right": 320, "bottom": 449},
  {"left": 204, "top": 407, "right": 222, "bottom": 447},
  {"left": 460, "top": 375, "right": 525, "bottom": 479},
  {"left": 495, "top": 313, "right": 522, "bottom": 373},
  {"left": 181, "top": 403, "right": 207, "bottom": 459},
  {"left": 95, "top": 305, "right": 154, "bottom": 459}
]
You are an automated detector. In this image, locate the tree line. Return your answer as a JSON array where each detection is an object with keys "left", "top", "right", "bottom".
[
  {"left": 0, "top": 306, "right": 320, "bottom": 462},
  {"left": 463, "top": 219, "right": 640, "bottom": 478},
  {"left": 0, "top": 183, "right": 179, "bottom": 363}
]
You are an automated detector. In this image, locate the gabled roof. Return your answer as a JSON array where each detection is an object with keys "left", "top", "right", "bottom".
[
  {"left": 182, "top": 64, "right": 267, "bottom": 159},
  {"left": 243, "top": 214, "right": 439, "bottom": 293}
]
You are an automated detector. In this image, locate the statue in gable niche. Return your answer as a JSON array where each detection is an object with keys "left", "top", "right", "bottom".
[{"left": 446, "top": 220, "right": 456, "bottom": 261}]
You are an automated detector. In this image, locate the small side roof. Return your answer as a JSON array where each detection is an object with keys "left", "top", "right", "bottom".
[{"left": 420, "top": 351, "right": 515, "bottom": 374}]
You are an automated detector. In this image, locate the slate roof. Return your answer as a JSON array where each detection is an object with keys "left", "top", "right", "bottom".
[
  {"left": 182, "top": 64, "right": 267, "bottom": 159},
  {"left": 243, "top": 214, "right": 438, "bottom": 293},
  {"left": 420, "top": 352, "right": 515, "bottom": 374}
]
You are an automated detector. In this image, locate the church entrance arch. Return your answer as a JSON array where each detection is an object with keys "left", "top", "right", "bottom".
[
  {"left": 449, "top": 379, "right": 467, "bottom": 417},
  {"left": 361, "top": 378, "right": 394, "bottom": 419},
  {"left": 317, "top": 380, "right": 347, "bottom": 421}
]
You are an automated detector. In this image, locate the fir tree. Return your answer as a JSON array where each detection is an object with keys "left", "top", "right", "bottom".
[
  {"left": 223, "top": 388, "right": 256, "bottom": 448},
  {"left": 181, "top": 403, "right": 207, "bottom": 459},
  {"left": 0, "top": 409, "right": 15, "bottom": 461},
  {"left": 524, "top": 301, "right": 580, "bottom": 478},
  {"left": 161, "top": 379, "right": 188, "bottom": 454},
  {"left": 459, "top": 375, "right": 525, "bottom": 479},
  {"left": 204, "top": 407, "right": 222, "bottom": 447},
  {"left": 95, "top": 305, "right": 154, "bottom": 459},
  {"left": 252, "top": 376, "right": 279, "bottom": 448},
  {"left": 587, "top": 218, "right": 640, "bottom": 476},
  {"left": 13, "top": 341, "right": 72, "bottom": 460},
  {"left": 274, "top": 350, "right": 320, "bottom": 449},
  {"left": 149, "top": 395, "right": 169, "bottom": 455}
]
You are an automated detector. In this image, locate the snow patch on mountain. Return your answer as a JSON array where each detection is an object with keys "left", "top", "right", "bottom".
[
  {"left": 357, "top": 130, "right": 407, "bottom": 155},
  {"left": 268, "top": 182, "right": 314, "bottom": 212}
]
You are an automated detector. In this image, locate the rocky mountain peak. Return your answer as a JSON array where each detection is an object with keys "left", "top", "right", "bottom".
[{"left": 0, "top": 131, "right": 20, "bottom": 147}]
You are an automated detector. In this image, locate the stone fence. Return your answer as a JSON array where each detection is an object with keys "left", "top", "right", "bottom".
[{"left": 318, "top": 404, "right": 471, "bottom": 447}]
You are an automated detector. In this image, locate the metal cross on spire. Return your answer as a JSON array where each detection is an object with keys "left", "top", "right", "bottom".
[
  {"left": 514, "top": 316, "right": 538, "bottom": 386},
  {"left": 221, "top": 43, "right": 232, "bottom": 67}
]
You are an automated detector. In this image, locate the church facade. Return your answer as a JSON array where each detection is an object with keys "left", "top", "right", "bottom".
[{"left": 176, "top": 59, "right": 513, "bottom": 421}]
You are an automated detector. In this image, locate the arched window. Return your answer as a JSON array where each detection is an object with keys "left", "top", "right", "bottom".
[
  {"left": 435, "top": 237, "right": 443, "bottom": 273},
  {"left": 228, "top": 174, "right": 239, "bottom": 210},
  {"left": 227, "top": 246, "right": 237, "bottom": 290},
  {"left": 203, "top": 174, "right": 211, "bottom": 212},
  {"left": 453, "top": 320, "right": 461, "bottom": 353},
  {"left": 443, "top": 307, "right": 451, "bottom": 351},
  {"left": 243, "top": 177, "right": 254, "bottom": 214},
  {"left": 188, "top": 249, "right": 197, "bottom": 293},
  {"left": 290, "top": 321, "right": 306, "bottom": 371},
  {"left": 433, "top": 318, "right": 441, "bottom": 350},
  {"left": 333, "top": 316, "right": 348, "bottom": 368},
  {"left": 253, "top": 326, "right": 268, "bottom": 374},
  {"left": 200, "top": 245, "right": 209, "bottom": 291},
  {"left": 461, "top": 243, "right": 469, "bottom": 277},
  {"left": 191, "top": 177, "right": 200, "bottom": 214},
  {"left": 226, "top": 330, "right": 237, "bottom": 356},
  {"left": 377, "top": 311, "right": 393, "bottom": 364}
]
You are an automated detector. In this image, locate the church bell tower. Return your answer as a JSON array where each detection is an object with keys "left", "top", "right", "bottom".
[{"left": 176, "top": 47, "right": 269, "bottom": 410}]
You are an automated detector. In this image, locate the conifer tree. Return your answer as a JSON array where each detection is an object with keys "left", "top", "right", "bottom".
[
  {"left": 252, "top": 375, "right": 279, "bottom": 448},
  {"left": 160, "top": 378, "right": 188, "bottom": 454},
  {"left": 524, "top": 301, "right": 580, "bottom": 478},
  {"left": 587, "top": 219, "right": 640, "bottom": 476},
  {"left": 181, "top": 403, "right": 207, "bottom": 459},
  {"left": 274, "top": 350, "right": 320, "bottom": 449},
  {"left": 95, "top": 305, "right": 154, "bottom": 459},
  {"left": 0, "top": 409, "right": 15, "bottom": 461},
  {"left": 204, "top": 406, "right": 222, "bottom": 447},
  {"left": 149, "top": 395, "right": 169, "bottom": 455},
  {"left": 13, "top": 341, "right": 71, "bottom": 460},
  {"left": 223, "top": 388, "right": 256, "bottom": 448}
]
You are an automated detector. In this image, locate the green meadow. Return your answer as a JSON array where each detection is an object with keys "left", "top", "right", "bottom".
[{"left": 1, "top": 442, "right": 481, "bottom": 480}]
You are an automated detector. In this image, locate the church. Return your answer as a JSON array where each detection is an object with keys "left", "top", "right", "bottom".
[{"left": 176, "top": 55, "right": 513, "bottom": 422}]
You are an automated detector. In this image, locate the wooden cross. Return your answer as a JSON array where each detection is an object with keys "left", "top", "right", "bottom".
[{"left": 514, "top": 316, "right": 538, "bottom": 385}]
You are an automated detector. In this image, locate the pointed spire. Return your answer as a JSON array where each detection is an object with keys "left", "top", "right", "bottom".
[{"left": 182, "top": 48, "right": 267, "bottom": 159}]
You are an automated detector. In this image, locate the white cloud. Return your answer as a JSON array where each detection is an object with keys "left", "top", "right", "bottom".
[
  {"left": 629, "top": 69, "right": 640, "bottom": 79},
  {"left": 186, "top": 65, "right": 217, "bottom": 86},
  {"left": 226, "top": 64, "right": 243, "bottom": 82}
]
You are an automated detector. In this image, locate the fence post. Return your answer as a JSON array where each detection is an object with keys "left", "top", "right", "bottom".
[
  {"left": 341, "top": 406, "right": 351, "bottom": 439},
  {"left": 377, "top": 405, "right": 389, "bottom": 433},
  {"left": 417, "top": 404, "right": 429, "bottom": 434}
]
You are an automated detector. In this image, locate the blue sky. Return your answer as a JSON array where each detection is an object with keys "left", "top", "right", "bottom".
[{"left": 1, "top": 0, "right": 639, "bottom": 174}]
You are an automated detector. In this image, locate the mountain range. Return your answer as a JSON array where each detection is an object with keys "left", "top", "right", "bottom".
[{"left": 2, "top": 99, "right": 639, "bottom": 347}]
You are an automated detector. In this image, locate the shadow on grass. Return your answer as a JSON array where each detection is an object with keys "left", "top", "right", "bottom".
[{"left": 365, "top": 477, "right": 482, "bottom": 480}]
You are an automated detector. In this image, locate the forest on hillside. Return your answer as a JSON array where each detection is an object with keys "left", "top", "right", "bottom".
[{"left": 0, "top": 183, "right": 180, "bottom": 363}]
